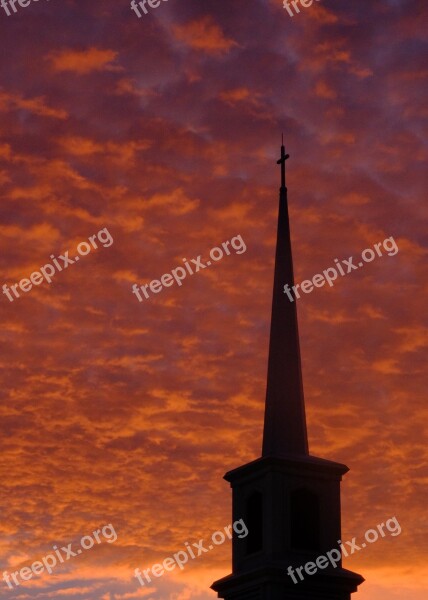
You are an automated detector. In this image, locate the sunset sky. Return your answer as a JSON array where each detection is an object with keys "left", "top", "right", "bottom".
[{"left": 0, "top": 0, "right": 427, "bottom": 599}]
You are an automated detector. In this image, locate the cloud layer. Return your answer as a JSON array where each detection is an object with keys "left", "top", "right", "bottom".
[{"left": 0, "top": 0, "right": 426, "bottom": 598}]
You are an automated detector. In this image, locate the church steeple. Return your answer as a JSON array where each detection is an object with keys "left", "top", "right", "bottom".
[
  {"left": 262, "top": 138, "right": 308, "bottom": 457},
  {"left": 211, "top": 139, "right": 364, "bottom": 600}
]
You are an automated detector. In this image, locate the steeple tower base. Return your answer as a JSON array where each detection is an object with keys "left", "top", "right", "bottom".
[
  {"left": 212, "top": 454, "right": 363, "bottom": 600},
  {"left": 213, "top": 565, "right": 363, "bottom": 600}
]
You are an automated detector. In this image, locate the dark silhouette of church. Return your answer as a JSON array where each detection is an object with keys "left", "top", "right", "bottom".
[{"left": 211, "top": 141, "right": 364, "bottom": 599}]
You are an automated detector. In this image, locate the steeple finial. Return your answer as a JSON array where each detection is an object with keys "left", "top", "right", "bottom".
[{"left": 276, "top": 136, "right": 290, "bottom": 189}]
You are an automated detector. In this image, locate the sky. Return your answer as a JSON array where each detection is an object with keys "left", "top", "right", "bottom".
[{"left": 0, "top": 0, "right": 427, "bottom": 599}]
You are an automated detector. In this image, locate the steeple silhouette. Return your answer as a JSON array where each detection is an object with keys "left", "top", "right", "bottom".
[
  {"left": 263, "top": 138, "right": 308, "bottom": 457},
  {"left": 211, "top": 139, "right": 364, "bottom": 600}
]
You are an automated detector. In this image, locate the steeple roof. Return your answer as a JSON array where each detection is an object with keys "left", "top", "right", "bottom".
[{"left": 262, "top": 140, "right": 309, "bottom": 457}]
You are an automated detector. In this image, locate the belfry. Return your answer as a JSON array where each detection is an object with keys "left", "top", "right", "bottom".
[{"left": 211, "top": 140, "right": 364, "bottom": 600}]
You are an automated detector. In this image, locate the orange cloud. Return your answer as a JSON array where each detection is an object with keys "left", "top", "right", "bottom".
[
  {"left": 0, "top": 91, "right": 67, "bottom": 119},
  {"left": 173, "top": 16, "right": 238, "bottom": 54},
  {"left": 219, "top": 88, "right": 251, "bottom": 102},
  {"left": 314, "top": 80, "right": 337, "bottom": 99},
  {"left": 48, "top": 47, "right": 119, "bottom": 74}
]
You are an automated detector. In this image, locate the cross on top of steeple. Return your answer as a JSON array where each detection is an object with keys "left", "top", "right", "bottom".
[{"left": 276, "top": 133, "right": 290, "bottom": 188}]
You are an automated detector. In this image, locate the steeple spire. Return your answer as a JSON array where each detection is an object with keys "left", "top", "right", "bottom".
[{"left": 262, "top": 139, "right": 308, "bottom": 457}]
